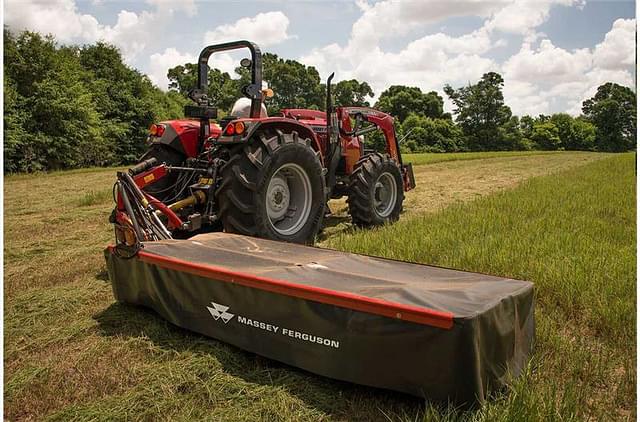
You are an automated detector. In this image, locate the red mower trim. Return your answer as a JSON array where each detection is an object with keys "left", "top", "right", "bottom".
[{"left": 122, "top": 248, "right": 454, "bottom": 329}]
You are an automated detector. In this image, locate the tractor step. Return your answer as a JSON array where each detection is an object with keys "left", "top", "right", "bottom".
[{"left": 105, "top": 233, "right": 534, "bottom": 404}]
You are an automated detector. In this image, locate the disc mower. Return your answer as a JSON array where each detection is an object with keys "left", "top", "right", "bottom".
[{"left": 111, "top": 40, "right": 416, "bottom": 248}]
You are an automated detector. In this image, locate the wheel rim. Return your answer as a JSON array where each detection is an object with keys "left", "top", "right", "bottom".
[
  {"left": 373, "top": 172, "right": 397, "bottom": 218},
  {"left": 266, "top": 163, "right": 312, "bottom": 236}
]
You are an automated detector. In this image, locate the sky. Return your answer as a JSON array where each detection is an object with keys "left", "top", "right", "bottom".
[{"left": 4, "top": 0, "right": 637, "bottom": 116}]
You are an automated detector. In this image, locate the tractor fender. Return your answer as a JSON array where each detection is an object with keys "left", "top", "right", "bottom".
[
  {"left": 146, "top": 121, "right": 188, "bottom": 157},
  {"left": 147, "top": 120, "right": 199, "bottom": 158},
  {"left": 219, "top": 118, "right": 324, "bottom": 164}
]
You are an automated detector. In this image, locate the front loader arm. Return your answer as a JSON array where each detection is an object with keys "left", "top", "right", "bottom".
[
  {"left": 338, "top": 107, "right": 401, "bottom": 162},
  {"left": 337, "top": 107, "right": 414, "bottom": 191}
]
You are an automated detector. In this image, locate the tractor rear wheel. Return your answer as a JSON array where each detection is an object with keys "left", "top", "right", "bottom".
[
  {"left": 216, "top": 130, "right": 326, "bottom": 244},
  {"left": 347, "top": 153, "right": 404, "bottom": 227}
]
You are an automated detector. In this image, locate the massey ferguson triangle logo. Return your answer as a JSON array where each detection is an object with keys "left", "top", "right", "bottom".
[
  {"left": 206, "top": 301, "right": 235, "bottom": 323},
  {"left": 205, "top": 300, "right": 340, "bottom": 348}
]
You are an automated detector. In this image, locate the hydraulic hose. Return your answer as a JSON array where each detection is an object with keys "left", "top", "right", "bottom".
[
  {"left": 117, "top": 181, "right": 145, "bottom": 241},
  {"left": 118, "top": 172, "right": 173, "bottom": 240}
]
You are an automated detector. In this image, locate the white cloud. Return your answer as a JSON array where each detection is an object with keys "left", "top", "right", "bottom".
[
  {"left": 98, "top": 9, "right": 168, "bottom": 61},
  {"left": 503, "top": 80, "right": 550, "bottom": 116},
  {"left": 145, "top": 0, "right": 197, "bottom": 17},
  {"left": 300, "top": 2, "right": 501, "bottom": 103},
  {"left": 148, "top": 48, "right": 196, "bottom": 90},
  {"left": 148, "top": 48, "right": 243, "bottom": 91},
  {"left": 351, "top": 0, "right": 509, "bottom": 44},
  {"left": 564, "top": 67, "right": 635, "bottom": 114},
  {"left": 503, "top": 39, "right": 592, "bottom": 83},
  {"left": 203, "top": 11, "right": 292, "bottom": 47},
  {"left": 301, "top": 0, "right": 634, "bottom": 117},
  {"left": 302, "top": 29, "right": 497, "bottom": 105},
  {"left": 4, "top": 0, "right": 102, "bottom": 43},
  {"left": 4, "top": 0, "right": 196, "bottom": 63},
  {"left": 501, "top": 18, "right": 636, "bottom": 115},
  {"left": 484, "top": 0, "right": 581, "bottom": 35},
  {"left": 592, "top": 18, "right": 636, "bottom": 70}
]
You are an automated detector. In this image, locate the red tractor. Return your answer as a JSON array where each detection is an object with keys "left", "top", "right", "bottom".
[{"left": 112, "top": 41, "right": 415, "bottom": 246}]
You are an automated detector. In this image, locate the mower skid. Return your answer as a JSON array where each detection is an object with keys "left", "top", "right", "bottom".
[{"left": 105, "top": 232, "right": 534, "bottom": 404}]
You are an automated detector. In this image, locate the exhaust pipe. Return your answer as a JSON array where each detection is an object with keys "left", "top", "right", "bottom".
[
  {"left": 325, "top": 72, "right": 341, "bottom": 198},
  {"left": 326, "top": 72, "right": 338, "bottom": 155}
]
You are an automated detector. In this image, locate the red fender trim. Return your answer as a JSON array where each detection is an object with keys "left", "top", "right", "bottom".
[{"left": 108, "top": 246, "right": 455, "bottom": 329}]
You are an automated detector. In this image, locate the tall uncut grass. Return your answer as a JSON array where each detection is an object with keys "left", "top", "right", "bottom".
[{"left": 326, "top": 153, "right": 636, "bottom": 419}]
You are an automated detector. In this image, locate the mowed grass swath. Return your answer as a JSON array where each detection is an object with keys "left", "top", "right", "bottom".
[
  {"left": 402, "top": 150, "right": 562, "bottom": 166},
  {"left": 3, "top": 152, "right": 635, "bottom": 420},
  {"left": 327, "top": 153, "right": 636, "bottom": 419}
]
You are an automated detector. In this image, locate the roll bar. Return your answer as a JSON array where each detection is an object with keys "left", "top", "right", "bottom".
[{"left": 195, "top": 40, "right": 263, "bottom": 118}]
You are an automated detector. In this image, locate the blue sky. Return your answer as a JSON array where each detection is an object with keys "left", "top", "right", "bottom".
[{"left": 5, "top": 0, "right": 636, "bottom": 116}]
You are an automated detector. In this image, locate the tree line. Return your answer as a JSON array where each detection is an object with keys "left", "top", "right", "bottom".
[
  {"left": 4, "top": 30, "right": 186, "bottom": 172},
  {"left": 4, "top": 30, "right": 636, "bottom": 173}
]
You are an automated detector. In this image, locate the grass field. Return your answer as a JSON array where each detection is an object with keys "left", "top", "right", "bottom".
[
  {"left": 402, "top": 150, "right": 562, "bottom": 166},
  {"left": 4, "top": 151, "right": 635, "bottom": 421}
]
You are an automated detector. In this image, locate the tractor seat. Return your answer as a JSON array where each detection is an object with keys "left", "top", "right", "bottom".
[{"left": 230, "top": 98, "right": 268, "bottom": 118}]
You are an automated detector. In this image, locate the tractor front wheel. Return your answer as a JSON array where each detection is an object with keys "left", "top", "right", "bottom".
[
  {"left": 216, "top": 130, "right": 326, "bottom": 244},
  {"left": 347, "top": 153, "right": 404, "bottom": 227}
]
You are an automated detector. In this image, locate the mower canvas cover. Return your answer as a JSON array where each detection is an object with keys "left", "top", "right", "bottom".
[{"left": 105, "top": 233, "right": 534, "bottom": 404}]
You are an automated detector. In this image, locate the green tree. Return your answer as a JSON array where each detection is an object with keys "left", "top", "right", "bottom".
[
  {"left": 531, "top": 121, "right": 561, "bottom": 150},
  {"left": 4, "top": 72, "right": 31, "bottom": 172},
  {"left": 499, "top": 116, "right": 531, "bottom": 150},
  {"left": 167, "top": 63, "right": 197, "bottom": 95},
  {"left": 444, "top": 72, "right": 514, "bottom": 151},
  {"left": 375, "top": 86, "right": 444, "bottom": 122},
  {"left": 262, "top": 53, "right": 324, "bottom": 114},
  {"left": 550, "top": 113, "right": 596, "bottom": 151},
  {"left": 582, "top": 82, "right": 636, "bottom": 152},
  {"left": 167, "top": 63, "right": 237, "bottom": 112},
  {"left": 520, "top": 115, "right": 535, "bottom": 139},
  {"left": 4, "top": 31, "right": 104, "bottom": 170},
  {"left": 333, "top": 79, "right": 374, "bottom": 107},
  {"left": 571, "top": 117, "right": 597, "bottom": 151},
  {"left": 4, "top": 29, "right": 189, "bottom": 172},
  {"left": 4, "top": 30, "right": 58, "bottom": 98},
  {"left": 401, "top": 113, "right": 462, "bottom": 152},
  {"left": 80, "top": 42, "right": 185, "bottom": 163}
]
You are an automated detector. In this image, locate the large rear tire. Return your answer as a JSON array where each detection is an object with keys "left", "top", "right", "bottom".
[
  {"left": 138, "top": 145, "right": 185, "bottom": 202},
  {"left": 347, "top": 153, "right": 404, "bottom": 227},
  {"left": 216, "top": 130, "right": 326, "bottom": 244}
]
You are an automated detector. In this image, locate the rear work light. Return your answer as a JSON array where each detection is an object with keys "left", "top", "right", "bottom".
[{"left": 149, "top": 124, "right": 165, "bottom": 137}]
